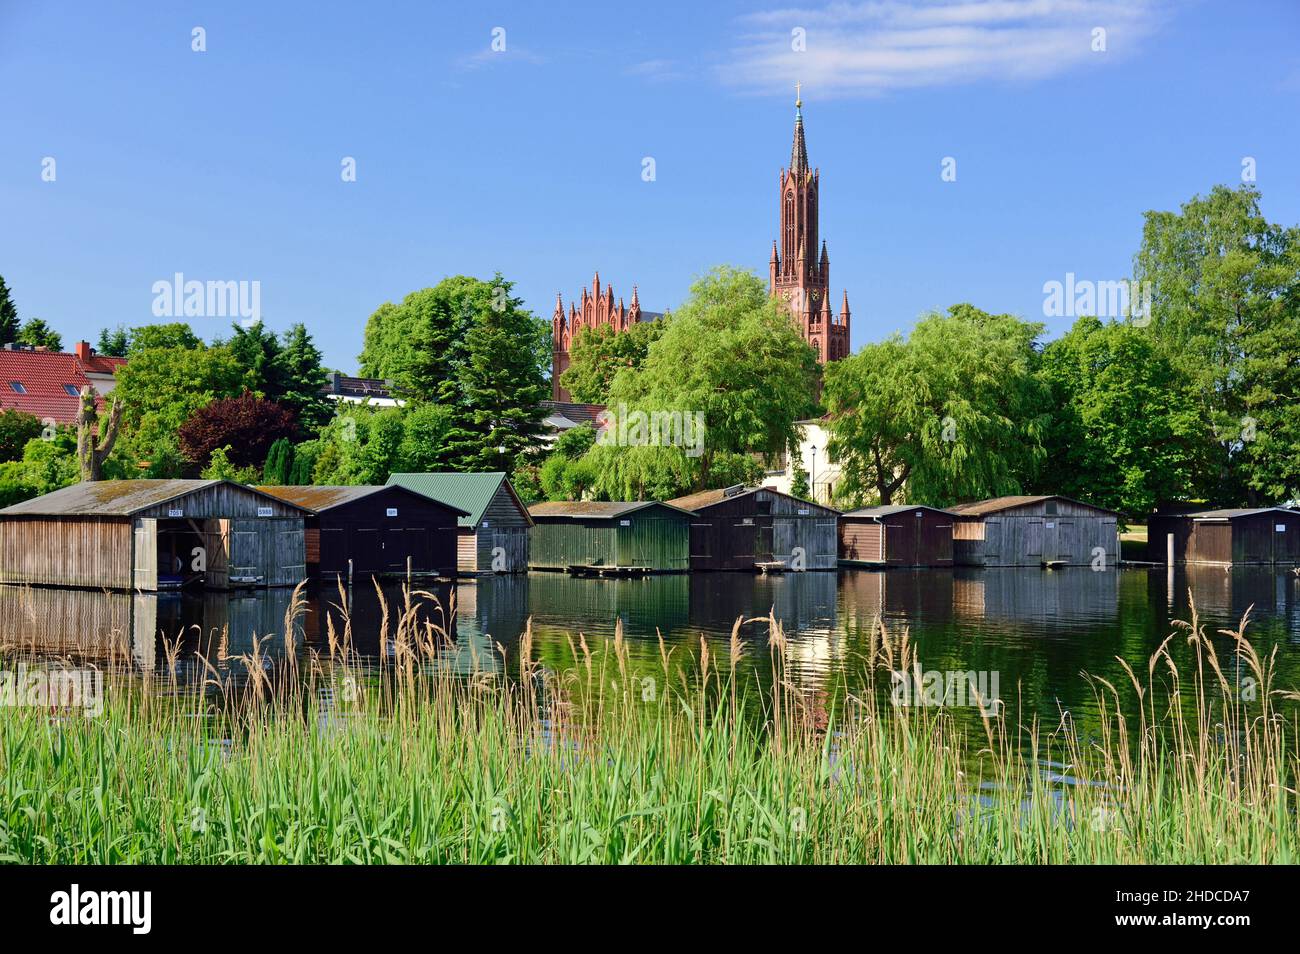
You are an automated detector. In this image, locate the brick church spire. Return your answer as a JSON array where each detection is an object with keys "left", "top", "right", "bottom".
[{"left": 769, "top": 85, "right": 851, "bottom": 365}]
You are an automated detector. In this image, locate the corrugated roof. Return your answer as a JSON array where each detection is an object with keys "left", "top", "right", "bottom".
[
  {"left": 1190, "top": 507, "right": 1300, "bottom": 520},
  {"left": 255, "top": 485, "right": 385, "bottom": 512},
  {"left": 529, "top": 500, "right": 690, "bottom": 519},
  {"left": 843, "top": 504, "right": 953, "bottom": 518},
  {"left": 948, "top": 495, "right": 1119, "bottom": 517},
  {"left": 0, "top": 479, "right": 302, "bottom": 517},
  {"left": 387, "top": 472, "right": 532, "bottom": 527},
  {"left": 538, "top": 401, "right": 605, "bottom": 426},
  {"left": 668, "top": 485, "right": 838, "bottom": 515}
]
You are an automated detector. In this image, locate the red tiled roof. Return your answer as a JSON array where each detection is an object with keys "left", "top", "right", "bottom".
[{"left": 0, "top": 349, "right": 121, "bottom": 424}]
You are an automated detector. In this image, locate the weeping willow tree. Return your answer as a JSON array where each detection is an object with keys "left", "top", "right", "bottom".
[{"left": 823, "top": 304, "right": 1049, "bottom": 507}]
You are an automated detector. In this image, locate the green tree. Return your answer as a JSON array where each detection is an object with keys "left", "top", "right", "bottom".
[
  {"left": 108, "top": 342, "right": 246, "bottom": 477},
  {"left": 127, "top": 323, "right": 202, "bottom": 354},
  {"left": 95, "top": 325, "right": 130, "bottom": 357},
  {"left": 16, "top": 317, "right": 62, "bottom": 351},
  {"left": 1037, "top": 316, "right": 1208, "bottom": 515},
  {"left": 360, "top": 275, "right": 549, "bottom": 474},
  {"left": 824, "top": 305, "right": 1049, "bottom": 507},
  {"left": 560, "top": 320, "right": 667, "bottom": 404},
  {"left": 584, "top": 266, "right": 818, "bottom": 500},
  {"left": 0, "top": 408, "right": 44, "bottom": 462},
  {"left": 1134, "top": 184, "right": 1300, "bottom": 503},
  {"left": 201, "top": 445, "right": 261, "bottom": 483},
  {"left": 0, "top": 429, "right": 79, "bottom": 505},
  {"left": 0, "top": 275, "right": 19, "bottom": 345},
  {"left": 263, "top": 437, "right": 294, "bottom": 485},
  {"left": 275, "top": 323, "right": 331, "bottom": 432}
]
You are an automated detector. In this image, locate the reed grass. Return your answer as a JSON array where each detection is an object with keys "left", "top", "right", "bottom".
[{"left": 0, "top": 582, "right": 1295, "bottom": 864}]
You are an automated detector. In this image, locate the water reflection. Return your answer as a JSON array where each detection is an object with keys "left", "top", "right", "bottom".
[{"left": 2, "top": 565, "right": 1298, "bottom": 727}]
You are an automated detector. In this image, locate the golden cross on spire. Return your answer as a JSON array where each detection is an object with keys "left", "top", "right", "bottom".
[{"left": 795, "top": 81, "right": 802, "bottom": 107}]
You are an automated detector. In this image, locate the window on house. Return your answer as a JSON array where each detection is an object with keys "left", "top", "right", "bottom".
[
  {"left": 9, "top": 382, "right": 25, "bottom": 394},
  {"left": 757, "top": 501, "right": 772, "bottom": 515},
  {"left": 63, "top": 384, "right": 80, "bottom": 396},
  {"left": 1045, "top": 500, "right": 1058, "bottom": 515}
]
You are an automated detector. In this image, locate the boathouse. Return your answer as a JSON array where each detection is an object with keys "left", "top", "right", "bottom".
[
  {"left": 0, "top": 479, "right": 308, "bottom": 591},
  {"left": 527, "top": 501, "right": 691, "bottom": 573},
  {"left": 255, "top": 485, "right": 467, "bottom": 581},
  {"left": 949, "top": 495, "right": 1119, "bottom": 568},
  {"left": 839, "top": 505, "right": 955, "bottom": 567},
  {"left": 668, "top": 485, "right": 839, "bottom": 571},
  {"left": 1147, "top": 507, "right": 1300, "bottom": 566},
  {"left": 387, "top": 472, "right": 531, "bottom": 574}
]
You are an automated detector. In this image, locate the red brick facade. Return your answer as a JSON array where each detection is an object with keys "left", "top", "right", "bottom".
[
  {"left": 551, "top": 273, "right": 643, "bottom": 402},
  {"left": 769, "top": 94, "right": 851, "bottom": 363}
]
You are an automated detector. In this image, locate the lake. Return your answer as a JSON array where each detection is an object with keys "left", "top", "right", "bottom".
[{"left": 3, "top": 564, "right": 1298, "bottom": 737}]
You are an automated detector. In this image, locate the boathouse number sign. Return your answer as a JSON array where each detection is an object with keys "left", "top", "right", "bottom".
[
  {"left": 167, "top": 508, "right": 183, "bottom": 517},
  {"left": 257, "top": 506, "right": 273, "bottom": 517},
  {"left": 387, "top": 508, "right": 398, "bottom": 517}
]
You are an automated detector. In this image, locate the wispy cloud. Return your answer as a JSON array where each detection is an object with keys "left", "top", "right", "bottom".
[
  {"left": 719, "top": 0, "right": 1166, "bottom": 97},
  {"left": 625, "top": 59, "right": 687, "bottom": 82}
]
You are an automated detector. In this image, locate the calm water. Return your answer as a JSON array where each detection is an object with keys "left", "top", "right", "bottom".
[{"left": 3, "top": 565, "right": 1299, "bottom": 733}]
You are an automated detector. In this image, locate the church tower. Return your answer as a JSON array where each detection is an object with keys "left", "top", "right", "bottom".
[{"left": 769, "top": 87, "right": 851, "bottom": 364}]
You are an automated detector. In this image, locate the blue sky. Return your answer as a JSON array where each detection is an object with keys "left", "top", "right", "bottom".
[{"left": 1, "top": 0, "right": 1297, "bottom": 373}]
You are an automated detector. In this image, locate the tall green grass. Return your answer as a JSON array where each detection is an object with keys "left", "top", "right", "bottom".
[{"left": 0, "top": 582, "right": 1296, "bottom": 864}]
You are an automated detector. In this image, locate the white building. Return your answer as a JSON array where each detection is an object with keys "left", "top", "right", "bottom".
[{"left": 765, "top": 419, "right": 842, "bottom": 507}]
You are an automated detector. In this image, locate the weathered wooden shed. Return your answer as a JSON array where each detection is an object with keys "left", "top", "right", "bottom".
[
  {"left": 0, "top": 479, "right": 307, "bottom": 591},
  {"left": 527, "top": 501, "right": 691, "bottom": 572},
  {"left": 839, "top": 505, "right": 954, "bottom": 567},
  {"left": 1148, "top": 507, "right": 1300, "bottom": 565},
  {"left": 255, "top": 485, "right": 468, "bottom": 581},
  {"left": 949, "top": 495, "right": 1119, "bottom": 568},
  {"left": 387, "top": 472, "right": 532, "bottom": 574},
  {"left": 668, "top": 485, "right": 839, "bottom": 571}
]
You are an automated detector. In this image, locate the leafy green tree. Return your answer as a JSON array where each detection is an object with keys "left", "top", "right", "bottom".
[
  {"left": 108, "top": 342, "right": 246, "bottom": 477},
  {"left": 275, "top": 323, "right": 331, "bottom": 431},
  {"left": 95, "top": 325, "right": 130, "bottom": 357},
  {"left": 0, "top": 408, "right": 44, "bottom": 462},
  {"left": 537, "top": 424, "right": 599, "bottom": 501},
  {"left": 16, "top": 317, "right": 62, "bottom": 351},
  {"left": 263, "top": 437, "right": 294, "bottom": 485},
  {"left": 560, "top": 320, "right": 667, "bottom": 404},
  {"left": 1037, "top": 316, "right": 1208, "bottom": 515},
  {"left": 396, "top": 402, "right": 456, "bottom": 472},
  {"left": 789, "top": 459, "right": 811, "bottom": 501},
  {"left": 309, "top": 406, "right": 408, "bottom": 485},
  {"left": 824, "top": 305, "right": 1049, "bottom": 506},
  {"left": 0, "top": 275, "right": 19, "bottom": 345},
  {"left": 360, "top": 274, "right": 549, "bottom": 473},
  {"left": 1134, "top": 185, "right": 1300, "bottom": 503},
  {"left": 0, "top": 428, "right": 79, "bottom": 505},
  {"left": 584, "top": 266, "right": 818, "bottom": 500},
  {"left": 289, "top": 441, "right": 318, "bottom": 484},
  {"left": 127, "top": 323, "right": 202, "bottom": 354},
  {"left": 201, "top": 445, "right": 261, "bottom": 483}
]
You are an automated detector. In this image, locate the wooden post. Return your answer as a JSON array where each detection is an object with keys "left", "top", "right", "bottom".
[
  {"left": 1166, "top": 532, "right": 1175, "bottom": 565},
  {"left": 1166, "top": 532, "right": 1175, "bottom": 607},
  {"left": 407, "top": 554, "right": 412, "bottom": 583}
]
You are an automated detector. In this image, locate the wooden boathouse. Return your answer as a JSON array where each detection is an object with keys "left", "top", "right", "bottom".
[
  {"left": 387, "top": 472, "right": 531, "bottom": 574},
  {"left": 949, "top": 495, "right": 1119, "bottom": 568},
  {"left": 527, "top": 501, "right": 691, "bottom": 573},
  {"left": 668, "top": 485, "right": 839, "bottom": 571},
  {"left": 839, "top": 505, "right": 954, "bottom": 567},
  {"left": 1148, "top": 507, "right": 1300, "bottom": 566},
  {"left": 256, "top": 484, "right": 467, "bottom": 581},
  {"left": 0, "top": 479, "right": 307, "bottom": 591}
]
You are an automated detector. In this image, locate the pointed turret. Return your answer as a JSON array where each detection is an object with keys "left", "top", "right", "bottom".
[{"left": 790, "top": 85, "right": 808, "bottom": 177}]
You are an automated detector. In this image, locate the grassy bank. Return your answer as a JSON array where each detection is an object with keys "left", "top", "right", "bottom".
[{"left": 1, "top": 585, "right": 1296, "bottom": 864}]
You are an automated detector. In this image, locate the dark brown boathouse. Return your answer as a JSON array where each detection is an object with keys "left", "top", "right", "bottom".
[
  {"left": 839, "top": 505, "right": 954, "bottom": 567},
  {"left": 949, "top": 495, "right": 1119, "bottom": 568},
  {"left": 256, "top": 484, "right": 467, "bottom": 581},
  {"left": 0, "top": 479, "right": 308, "bottom": 591},
  {"left": 1148, "top": 507, "right": 1300, "bottom": 566},
  {"left": 669, "top": 485, "right": 839, "bottom": 571}
]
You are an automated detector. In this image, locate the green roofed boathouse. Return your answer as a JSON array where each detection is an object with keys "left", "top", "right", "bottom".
[
  {"left": 387, "top": 472, "right": 531, "bottom": 575},
  {"left": 527, "top": 501, "right": 692, "bottom": 573}
]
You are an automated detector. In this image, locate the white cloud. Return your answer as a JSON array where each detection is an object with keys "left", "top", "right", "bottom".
[{"left": 720, "top": 0, "right": 1166, "bottom": 97}]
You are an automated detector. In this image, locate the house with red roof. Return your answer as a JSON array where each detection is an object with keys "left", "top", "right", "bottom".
[{"left": 0, "top": 341, "right": 125, "bottom": 425}]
